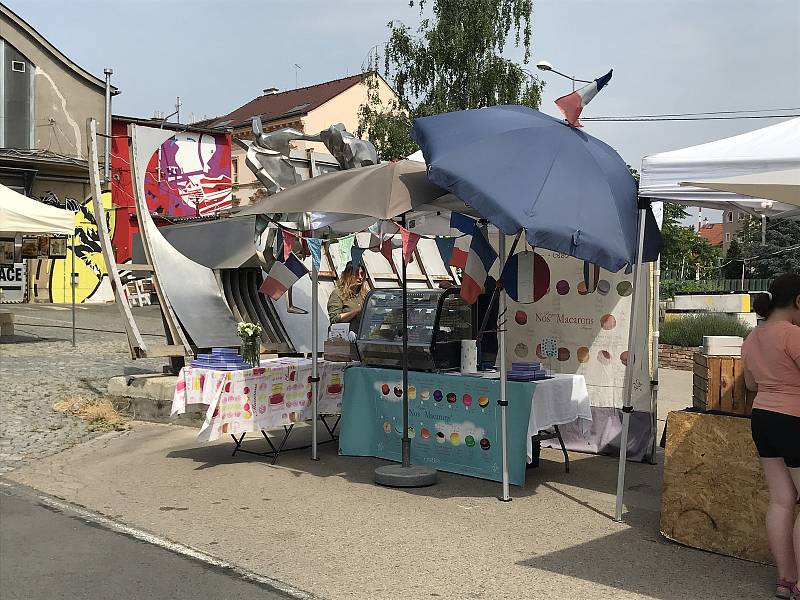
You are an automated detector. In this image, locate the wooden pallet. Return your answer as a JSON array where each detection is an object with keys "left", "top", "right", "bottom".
[{"left": 692, "top": 352, "right": 754, "bottom": 415}]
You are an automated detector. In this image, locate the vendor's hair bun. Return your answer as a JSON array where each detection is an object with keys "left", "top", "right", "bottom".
[
  {"left": 752, "top": 291, "right": 774, "bottom": 318},
  {"left": 754, "top": 273, "right": 800, "bottom": 319}
]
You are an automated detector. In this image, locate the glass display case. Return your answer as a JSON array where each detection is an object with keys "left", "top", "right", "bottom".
[{"left": 357, "top": 288, "right": 474, "bottom": 371}]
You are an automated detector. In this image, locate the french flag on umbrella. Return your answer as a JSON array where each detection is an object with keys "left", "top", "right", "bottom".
[
  {"left": 554, "top": 69, "right": 613, "bottom": 128},
  {"left": 259, "top": 252, "right": 309, "bottom": 300},
  {"left": 461, "top": 229, "right": 497, "bottom": 304}
]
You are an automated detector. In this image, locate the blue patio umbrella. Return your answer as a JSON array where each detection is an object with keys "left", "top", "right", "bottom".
[
  {"left": 411, "top": 105, "right": 661, "bottom": 273},
  {"left": 412, "top": 106, "right": 662, "bottom": 515}
]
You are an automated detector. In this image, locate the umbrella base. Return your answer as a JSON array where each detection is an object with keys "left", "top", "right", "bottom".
[{"left": 374, "top": 464, "right": 438, "bottom": 488}]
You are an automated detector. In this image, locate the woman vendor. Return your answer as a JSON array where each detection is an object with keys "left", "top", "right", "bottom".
[
  {"left": 741, "top": 273, "right": 800, "bottom": 600},
  {"left": 327, "top": 262, "right": 368, "bottom": 334}
]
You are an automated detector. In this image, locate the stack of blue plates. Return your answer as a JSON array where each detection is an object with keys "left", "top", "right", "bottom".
[
  {"left": 191, "top": 347, "right": 252, "bottom": 371},
  {"left": 508, "top": 361, "right": 547, "bottom": 381}
]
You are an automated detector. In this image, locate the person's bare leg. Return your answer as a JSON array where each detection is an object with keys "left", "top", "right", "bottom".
[
  {"left": 762, "top": 458, "right": 798, "bottom": 586},
  {"left": 787, "top": 467, "right": 800, "bottom": 584}
]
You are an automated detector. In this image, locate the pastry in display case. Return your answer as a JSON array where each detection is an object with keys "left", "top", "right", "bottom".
[{"left": 356, "top": 288, "right": 473, "bottom": 371}]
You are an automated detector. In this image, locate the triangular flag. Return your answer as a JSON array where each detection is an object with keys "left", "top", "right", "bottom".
[
  {"left": 450, "top": 212, "right": 477, "bottom": 234},
  {"left": 555, "top": 69, "right": 613, "bottom": 128},
  {"left": 400, "top": 227, "right": 420, "bottom": 265},
  {"left": 307, "top": 238, "right": 322, "bottom": 271},
  {"left": 274, "top": 228, "right": 285, "bottom": 262},
  {"left": 351, "top": 244, "right": 366, "bottom": 267},
  {"left": 380, "top": 239, "right": 394, "bottom": 264},
  {"left": 461, "top": 228, "right": 498, "bottom": 304},
  {"left": 450, "top": 247, "right": 468, "bottom": 269},
  {"left": 436, "top": 238, "right": 456, "bottom": 267},
  {"left": 259, "top": 252, "right": 309, "bottom": 300},
  {"left": 337, "top": 234, "right": 355, "bottom": 266},
  {"left": 283, "top": 230, "right": 297, "bottom": 262}
]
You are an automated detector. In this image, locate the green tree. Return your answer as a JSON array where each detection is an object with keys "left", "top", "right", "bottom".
[
  {"left": 746, "top": 218, "right": 800, "bottom": 277},
  {"left": 660, "top": 203, "right": 691, "bottom": 276},
  {"left": 723, "top": 238, "right": 743, "bottom": 279},
  {"left": 358, "top": 0, "right": 543, "bottom": 160}
]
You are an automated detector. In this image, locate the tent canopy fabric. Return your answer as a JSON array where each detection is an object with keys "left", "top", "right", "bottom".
[
  {"left": 237, "top": 160, "right": 446, "bottom": 221},
  {"left": 681, "top": 167, "right": 800, "bottom": 208},
  {"left": 639, "top": 118, "right": 800, "bottom": 217},
  {"left": 411, "top": 105, "right": 662, "bottom": 274},
  {"left": 0, "top": 183, "right": 75, "bottom": 235}
]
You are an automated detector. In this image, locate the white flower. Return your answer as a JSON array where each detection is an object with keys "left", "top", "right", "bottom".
[{"left": 237, "top": 321, "right": 262, "bottom": 339}]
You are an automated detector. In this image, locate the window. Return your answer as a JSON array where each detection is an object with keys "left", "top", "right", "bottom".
[
  {"left": 0, "top": 40, "right": 35, "bottom": 149},
  {"left": 725, "top": 233, "right": 730, "bottom": 242},
  {"left": 232, "top": 158, "right": 239, "bottom": 184},
  {"left": 727, "top": 211, "right": 733, "bottom": 222},
  {"left": 738, "top": 212, "right": 745, "bottom": 221}
]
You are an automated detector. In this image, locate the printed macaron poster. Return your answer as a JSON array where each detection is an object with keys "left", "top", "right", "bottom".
[
  {"left": 504, "top": 250, "right": 652, "bottom": 412},
  {"left": 338, "top": 367, "right": 533, "bottom": 485}
]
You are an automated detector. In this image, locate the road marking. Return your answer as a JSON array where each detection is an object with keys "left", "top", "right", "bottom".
[{"left": 0, "top": 481, "right": 319, "bottom": 600}]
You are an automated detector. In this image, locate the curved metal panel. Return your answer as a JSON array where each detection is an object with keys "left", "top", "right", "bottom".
[{"left": 129, "top": 124, "right": 240, "bottom": 349}]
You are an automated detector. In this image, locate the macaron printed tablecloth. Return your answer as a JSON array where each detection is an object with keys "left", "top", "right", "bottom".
[
  {"left": 171, "top": 357, "right": 345, "bottom": 442},
  {"left": 338, "top": 367, "right": 535, "bottom": 485}
]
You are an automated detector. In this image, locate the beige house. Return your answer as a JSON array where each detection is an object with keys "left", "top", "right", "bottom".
[
  {"left": 0, "top": 2, "right": 116, "bottom": 202},
  {"left": 203, "top": 73, "right": 398, "bottom": 205}
]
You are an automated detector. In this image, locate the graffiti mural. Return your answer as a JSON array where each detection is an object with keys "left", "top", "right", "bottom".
[
  {"left": 145, "top": 132, "right": 232, "bottom": 217},
  {"left": 47, "top": 192, "right": 115, "bottom": 304}
]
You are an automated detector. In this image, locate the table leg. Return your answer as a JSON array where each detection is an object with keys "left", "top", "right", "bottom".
[
  {"left": 231, "top": 433, "right": 246, "bottom": 457},
  {"left": 320, "top": 414, "right": 341, "bottom": 441},
  {"left": 554, "top": 425, "right": 569, "bottom": 473},
  {"left": 260, "top": 425, "right": 295, "bottom": 465}
]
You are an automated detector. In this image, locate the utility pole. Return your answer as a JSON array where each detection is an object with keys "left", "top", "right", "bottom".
[{"left": 175, "top": 96, "right": 182, "bottom": 124}]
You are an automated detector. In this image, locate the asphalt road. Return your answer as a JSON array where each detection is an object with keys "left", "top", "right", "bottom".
[{"left": 0, "top": 483, "right": 302, "bottom": 600}]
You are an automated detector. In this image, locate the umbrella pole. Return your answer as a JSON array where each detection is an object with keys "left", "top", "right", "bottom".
[
  {"left": 374, "top": 212, "right": 437, "bottom": 488},
  {"left": 311, "top": 229, "right": 319, "bottom": 461},
  {"left": 498, "top": 232, "right": 511, "bottom": 501},
  {"left": 71, "top": 235, "right": 76, "bottom": 347},
  {"left": 614, "top": 206, "right": 647, "bottom": 522}
]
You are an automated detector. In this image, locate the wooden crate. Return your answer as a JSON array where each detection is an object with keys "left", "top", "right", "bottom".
[{"left": 692, "top": 352, "right": 755, "bottom": 415}]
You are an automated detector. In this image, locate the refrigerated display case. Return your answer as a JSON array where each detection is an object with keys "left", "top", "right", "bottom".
[{"left": 356, "top": 287, "right": 473, "bottom": 371}]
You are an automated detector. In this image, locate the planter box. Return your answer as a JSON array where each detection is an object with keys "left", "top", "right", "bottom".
[{"left": 692, "top": 352, "right": 754, "bottom": 415}]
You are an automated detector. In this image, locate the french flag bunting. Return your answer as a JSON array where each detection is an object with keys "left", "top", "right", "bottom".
[
  {"left": 307, "top": 238, "right": 322, "bottom": 271},
  {"left": 554, "top": 69, "right": 613, "bottom": 128},
  {"left": 450, "top": 212, "right": 477, "bottom": 234},
  {"left": 351, "top": 244, "right": 366, "bottom": 267},
  {"left": 283, "top": 230, "right": 297, "bottom": 262},
  {"left": 461, "top": 229, "right": 497, "bottom": 304},
  {"left": 274, "top": 229, "right": 285, "bottom": 262},
  {"left": 436, "top": 238, "right": 456, "bottom": 267},
  {"left": 450, "top": 247, "right": 469, "bottom": 269},
  {"left": 400, "top": 227, "right": 420, "bottom": 264},
  {"left": 259, "top": 252, "right": 309, "bottom": 300},
  {"left": 380, "top": 239, "right": 394, "bottom": 264}
]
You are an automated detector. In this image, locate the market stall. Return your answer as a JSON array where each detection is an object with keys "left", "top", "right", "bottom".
[{"left": 0, "top": 183, "right": 76, "bottom": 342}]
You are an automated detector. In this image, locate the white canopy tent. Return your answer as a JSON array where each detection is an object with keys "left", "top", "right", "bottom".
[
  {"left": 639, "top": 117, "right": 800, "bottom": 217},
  {"left": 620, "top": 117, "right": 800, "bottom": 520},
  {"left": 682, "top": 167, "right": 800, "bottom": 209},
  {"left": 0, "top": 182, "right": 77, "bottom": 344}
]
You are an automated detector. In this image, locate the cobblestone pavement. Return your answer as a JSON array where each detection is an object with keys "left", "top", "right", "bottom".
[{"left": 0, "top": 304, "right": 169, "bottom": 473}]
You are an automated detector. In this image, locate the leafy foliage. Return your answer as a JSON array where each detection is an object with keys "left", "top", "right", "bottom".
[
  {"left": 358, "top": 0, "right": 543, "bottom": 160},
  {"left": 740, "top": 216, "right": 800, "bottom": 277},
  {"left": 722, "top": 238, "right": 743, "bottom": 279},
  {"left": 660, "top": 202, "right": 720, "bottom": 279},
  {"left": 660, "top": 314, "right": 751, "bottom": 348}
]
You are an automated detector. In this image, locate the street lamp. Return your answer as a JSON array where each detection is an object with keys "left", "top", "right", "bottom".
[{"left": 536, "top": 60, "right": 592, "bottom": 91}]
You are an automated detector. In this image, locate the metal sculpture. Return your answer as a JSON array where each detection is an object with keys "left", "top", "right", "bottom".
[{"left": 318, "top": 123, "right": 378, "bottom": 169}]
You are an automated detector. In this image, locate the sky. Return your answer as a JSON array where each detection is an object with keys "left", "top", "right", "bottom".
[{"left": 7, "top": 0, "right": 800, "bottom": 223}]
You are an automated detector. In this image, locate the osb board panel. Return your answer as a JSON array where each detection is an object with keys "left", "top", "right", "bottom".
[{"left": 660, "top": 411, "right": 782, "bottom": 565}]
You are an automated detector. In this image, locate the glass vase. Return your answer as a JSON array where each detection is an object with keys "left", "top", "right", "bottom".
[{"left": 241, "top": 336, "right": 260, "bottom": 368}]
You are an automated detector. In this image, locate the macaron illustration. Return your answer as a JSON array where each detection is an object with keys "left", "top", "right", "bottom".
[
  {"left": 577, "top": 346, "right": 590, "bottom": 363},
  {"left": 577, "top": 281, "right": 588, "bottom": 295},
  {"left": 394, "top": 386, "right": 403, "bottom": 397},
  {"left": 381, "top": 384, "right": 390, "bottom": 396},
  {"left": 557, "top": 347, "right": 571, "bottom": 362},
  {"left": 556, "top": 279, "right": 570, "bottom": 295},
  {"left": 597, "top": 280, "right": 610, "bottom": 296},
  {"left": 421, "top": 390, "right": 430, "bottom": 401},
  {"left": 465, "top": 435, "right": 476, "bottom": 448},
  {"left": 450, "top": 432, "right": 460, "bottom": 446},
  {"left": 383, "top": 421, "right": 391, "bottom": 433},
  {"left": 597, "top": 350, "right": 611, "bottom": 365},
  {"left": 446, "top": 392, "right": 457, "bottom": 404},
  {"left": 433, "top": 390, "right": 443, "bottom": 402},
  {"left": 478, "top": 396, "right": 490, "bottom": 408},
  {"left": 421, "top": 427, "right": 431, "bottom": 439},
  {"left": 436, "top": 431, "right": 446, "bottom": 444},
  {"left": 462, "top": 394, "right": 473, "bottom": 408},
  {"left": 515, "top": 343, "right": 529, "bottom": 358},
  {"left": 407, "top": 386, "right": 417, "bottom": 400},
  {"left": 480, "top": 437, "right": 491, "bottom": 450},
  {"left": 515, "top": 310, "right": 527, "bottom": 325},
  {"left": 407, "top": 426, "right": 416, "bottom": 438},
  {"left": 617, "top": 281, "right": 633, "bottom": 297},
  {"left": 620, "top": 351, "right": 629, "bottom": 366},
  {"left": 600, "top": 314, "right": 617, "bottom": 331}
]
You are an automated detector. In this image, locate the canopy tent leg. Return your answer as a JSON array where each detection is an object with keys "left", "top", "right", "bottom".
[
  {"left": 649, "top": 255, "right": 661, "bottom": 464},
  {"left": 311, "top": 234, "right": 320, "bottom": 461},
  {"left": 71, "top": 235, "right": 76, "bottom": 347},
  {"left": 614, "top": 206, "right": 648, "bottom": 522},
  {"left": 498, "top": 232, "right": 511, "bottom": 501}
]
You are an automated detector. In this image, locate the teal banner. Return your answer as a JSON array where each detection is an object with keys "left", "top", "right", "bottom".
[{"left": 339, "top": 367, "right": 534, "bottom": 486}]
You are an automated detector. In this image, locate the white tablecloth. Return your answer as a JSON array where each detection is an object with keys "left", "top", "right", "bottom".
[
  {"left": 171, "top": 357, "right": 345, "bottom": 442},
  {"left": 526, "top": 374, "right": 592, "bottom": 461}
]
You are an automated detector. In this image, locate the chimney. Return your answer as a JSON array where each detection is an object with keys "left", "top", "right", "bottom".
[{"left": 263, "top": 87, "right": 280, "bottom": 95}]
